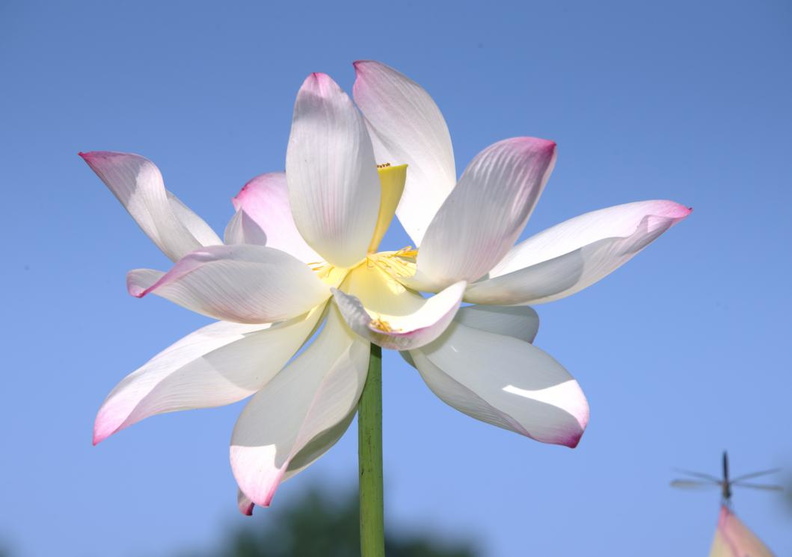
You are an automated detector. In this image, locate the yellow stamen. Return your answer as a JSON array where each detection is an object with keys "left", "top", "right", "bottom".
[
  {"left": 368, "top": 164, "right": 407, "bottom": 253},
  {"left": 370, "top": 316, "right": 397, "bottom": 333}
]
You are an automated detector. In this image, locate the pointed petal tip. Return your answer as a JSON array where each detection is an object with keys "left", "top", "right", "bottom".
[
  {"left": 562, "top": 429, "right": 584, "bottom": 449},
  {"left": 92, "top": 421, "right": 113, "bottom": 446}
]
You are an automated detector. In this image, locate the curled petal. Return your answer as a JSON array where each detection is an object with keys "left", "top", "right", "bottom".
[
  {"left": 416, "top": 138, "right": 556, "bottom": 289},
  {"left": 332, "top": 280, "right": 466, "bottom": 350},
  {"left": 230, "top": 307, "right": 369, "bottom": 507},
  {"left": 410, "top": 322, "right": 588, "bottom": 447},
  {"left": 353, "top": 60, "right": 456, "bottom": 245},
  {"left": 464, "top": 200, "right": 691, "bottom": 305},
  {"left": 127, "top": 245, "right": 330, "bottom": 324},
  {"left": 226, "top": 173, "right": 320, "bottom": 263},
  {"left": 286, "top": 73, "right": 380, "bottom": 268},
  {"left": 80, "top": 151, "right": 222, "bottom": 261},
  {"left": 93, "top": 307, "right": 323, "bottom": 445}
]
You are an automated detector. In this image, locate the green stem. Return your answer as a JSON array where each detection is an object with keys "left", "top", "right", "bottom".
[{"left": 358, "top": 343, "right": 385, "bottom": 557}]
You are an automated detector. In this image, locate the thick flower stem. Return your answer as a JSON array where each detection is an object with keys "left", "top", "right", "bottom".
[{"left": 358, "top": 343, "right": 385, "bottom": 557}]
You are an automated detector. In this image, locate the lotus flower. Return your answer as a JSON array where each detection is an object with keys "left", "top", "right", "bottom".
[
  {"left": 82, "top": 61, "right": 689, "bottom": 513},
  {"left": 709, "top": 505, "right": 774, "bottom": 557}
]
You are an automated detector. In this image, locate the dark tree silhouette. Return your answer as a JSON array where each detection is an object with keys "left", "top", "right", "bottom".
[{"left": 187, "top": 486, "right": 480, "bottom": 557}]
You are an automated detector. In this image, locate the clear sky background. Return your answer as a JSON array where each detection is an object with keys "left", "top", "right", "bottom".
[{"left": 2, "top": 1, "right": 791, "bottom": 556}]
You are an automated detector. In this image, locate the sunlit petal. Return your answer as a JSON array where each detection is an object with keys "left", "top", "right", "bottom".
[
  {"left": 465, "top": 200, "right": 691, "bottom": 305},
  {"left": 230, "top": 308, "right": 369, "bottom": 507},
  {"left": 286, "top": 73, "right": 380, "bottom": 267},
  {"left": 353, "top": 60, "right": 456, "bottom": 245},
  {"left": 80, "top": 151, "right": 222, "bottom": 261},
  {"left": 93, "top": 307, "right": 323, "bottom": 444},
  {"left": 415, "top": 138, "right": 556, "bottom": 289},
  {"left": 127, "top": 245, "right": 329, "bottom": 323},
  {"left": 410, "top": 321, "right": 588, "bottom": 447},
  {"left": 225, "top": 173, "right": 320, "bottom": 262}
]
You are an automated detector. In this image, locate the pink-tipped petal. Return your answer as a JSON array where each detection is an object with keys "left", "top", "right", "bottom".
[
  {"left": 416, "top": 138, "right": 556, "bottom": 289},
  {"left": 80, "top": 151, "right": 222, "bottom": 261},
  {"left": 286, "top": 73, "right": 380, "bottom": 268},
  {"left": 332, "top": 280, "right": 466, "bottom": 350},
  {"left": 226, "top": 173, "right": 321, "bottom": 263},
  {"left": 353, "top": 60, "right": 456, "bottom": 245},
  {"left": 410, "top": 321, "right": 588, "bottom": 447},
  {"left": 710, "top": 505, "right": 774, "bottom": 557},
  {"left": 93, "top": 307, "right": 323, "bottom": 445},
  {"left": 230, "top": 307, "right": 369, "bottom": 507},
  {"left": 237, "top": 490, "right": 255, "bottom": 516},
  {"left": 464, "top": 200, "right": 691, "bottom": 305},
  {"left": 126, "top": 245, "right": 330, "bottom": 324}
]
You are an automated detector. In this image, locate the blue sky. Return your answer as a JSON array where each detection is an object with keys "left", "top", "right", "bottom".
[{"left": 2, "top": 1, "right": 791, "bottom": 555}]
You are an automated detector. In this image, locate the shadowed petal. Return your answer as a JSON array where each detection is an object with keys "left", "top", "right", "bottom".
[
  {"left": 332, "top": 279, "right": 466, "bottom": 350},
  {"left": 127, "top": 245, "right": 330, "bottom": 324},
  {"left": 465, "top": 200, "right": 691, "bottom": 305},
  {"left": 286, "top": 73, "right": 380, "bottom": 268},
  {"left": 410, "top": 321, "right": 588, "bottom": 447},
  {"left": 454, "top": 305, "right": 539, "bottom": 343},
  {"left": 237, "top": 490, "right": 254, "bottom": 516},
  {"left": 415, "top": 138, "right": 556, "bottom": 289},
  {"left": 80, "top": 151, "right": 222, "bottom": 261},
  {"left": 353, "top": 60, "right": 456, "bottom": 245},
  {"left": 93, "top": 307, "right": 324, "bottom": 444},
  {"left": 230, "top": 307, "right": 369, "bottom": 507},
  {"left": 225, "top": 173, "right": 320, "bottom": 263}
]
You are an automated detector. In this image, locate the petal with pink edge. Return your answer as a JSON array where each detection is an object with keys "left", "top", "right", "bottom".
[
  {"left": 127, "top": 245, "right": 330, "bottom": 324},
  {"left": 415, "top": 138, "right": 556, "bottom": 290},
  {"left": 710, "top": 505, "right": 774, "bottom": 557},
  {"left": 237, "top": 490, "right": 254, "bottom": 516},
  {"left": 80, "top": 151, "right": 222, "bottom": 261},
  {"left": 226, "top": 173, "right": 320, "bottom": 263},
  {"left": 230, "top": 307, "right": 369, "bottom": 507},
  {"left": 410, "top": 321, "right": 588, "bottom": 447},
  {"left": 93, "top": 307, "right": 324, "bottom": 445},
  {"left": 286, "top": 73, "right": 380, "bottom": 268},
  {"left": 464, "top": 200, "right": 691, "bottom": 305},
  {"left": 332, "top": 278, "right": 466, "bottom": 350},
  {"left": 353, "top": 60, "right": 456, "bottom": 246}
]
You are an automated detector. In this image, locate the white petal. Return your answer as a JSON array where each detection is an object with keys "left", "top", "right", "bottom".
[
  {"left": 93, "top": 307, "right": 323, "bottom": 444},
  {"left": 454, "top": 305, "right": 539, "bottom": 343},
  {"left": 230, "top": 307, "right": 369, "bottom": 507},
  {"left": 226, "top": 173, "right": 320, "bottom": 262},
  {"left": 126, "top": 245, "right": 330, "bottom": 324},
  {"left": 416, "top": 138, "right": 556, "bottom": 289},
  {"left": 80, "top": 151, "right": 222, "bottom": 261},
  {"left": 286, "top": 73, "right": 380, "bottom": 268},
  {"left": 332, "top": 279, "right": 466, "bottom": 350},
  {"left": 410, "top": 322, "right": 589, "bottom": 447},
  {"left": 353, "top": 60, "right": 456, "bottom": 245},
  {"left": 465, "top": 200, "right": 691, "bottom": 305},
  {"left": 224, "top": 210, "right": 268, "bottom": 246}
]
